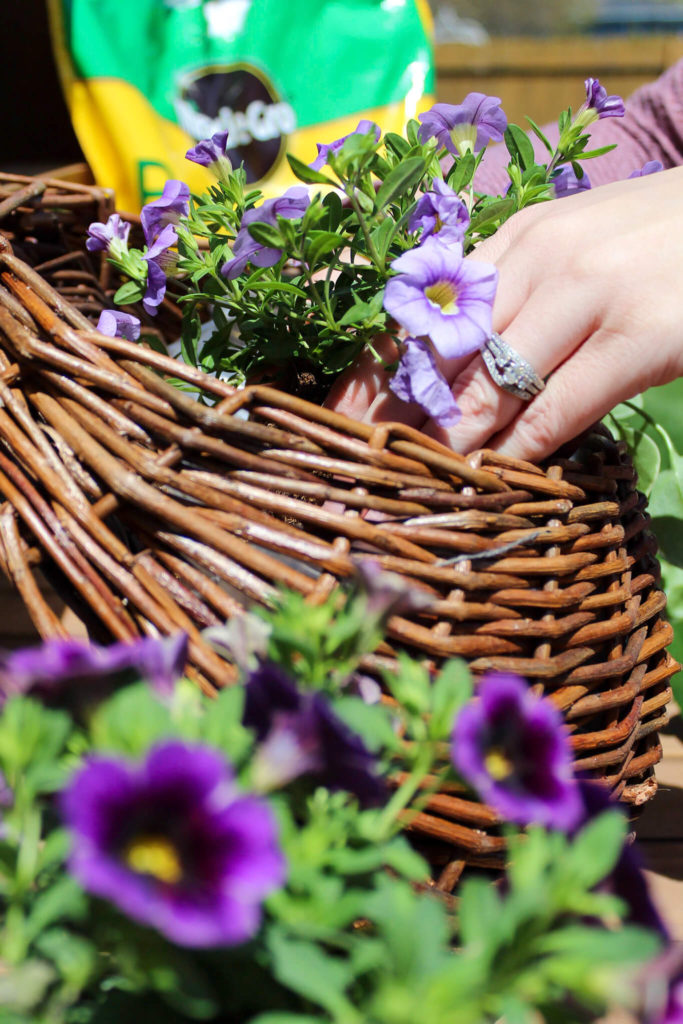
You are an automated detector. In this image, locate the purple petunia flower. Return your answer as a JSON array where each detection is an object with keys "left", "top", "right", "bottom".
[
  {"left": 86, "top": 214, "right": 131, "bottom": 258},
  {"left": 243, "top": 662, "right": 385, "bottom": 805},
  {"left": 550, "top": 165, "right": 592, "bottom": 199},
  {"left": 61, "top": 740, "right": 285, "bottom": 947},
  {"left": 309, "top": 119, "right": 381, "bottom": 172},
  {"left": 96, "top": 310, "right": 141, "bottom": 342},
  {"left": 629, "top": 160, "right": 664, "bottom": 179},
  {"left": 577, "top": 781, "right": 667, "bottom": 936},
  {"left": 142, "top": 223, "right": 178, "bottom": 316},
  {"left": 140, "top": 180, "right": 190, "bottom": 247},
  {"left": 221, "top": 186, "right": 310, "bottom": 280},
  {"left": 451, "top": 672, "right": 582, "bottom": 831},
  {"left": 409, "top": 179, "right": 469, "bottom": 245},
  {"left": 185, "top": 130, "right": 232, "bottom": 180},
  {"left": 389, "top": 337, "right": 460, "bottom": 427},
  {"left": 418, "top": 95, "right": 507, "bottom": 157},
  {"left": 383, "top": 236, "right": 498, "bottom": 360},
  {"left": 584, "top": 78, "right": 626, "bottom": 120},
  {"left": 0, "top": 633, "right": 188, "bottom": 704}
]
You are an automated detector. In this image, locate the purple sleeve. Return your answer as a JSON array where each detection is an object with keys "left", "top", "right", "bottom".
[{"left": 474, "top": 58, "right": 683, "bottom": 195}]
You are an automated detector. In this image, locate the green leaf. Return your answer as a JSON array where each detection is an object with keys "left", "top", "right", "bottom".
[
  {"left": 89, "top": 682, "right": 174, "bottom": 756},
  {"left": 36, "top": 929, "right": 97, "bottom": 992},
  {"left": 287, "top": 153, "right": 336, "bottom": 186},
  {"left": 525, "top": 116, "right": 553, "bottom": 154},
  {"left": 384, "top": 132, "right": 411, "bottom": 159},
  {"left": 266, "top": 926, "right": 355, "bottom": 1017},
  {"left": 180, "top": 310, "right": 201, "bottom": 368},
  {"left": 536, "top": 924, "right": 660, "bottom": 963},
  {"left": 447, "top": 153, "right": 476, "bottom": 193},
  {"left": 505, "top": 124, "right": 536, "bottom": 170},
  {"left": 458, "top": 876, "right": 502, "bottom": 949},
  {"left": 306, "top": 230, "right": 344, "bottom": 266},
  {"left": 250, "top": 1016, "right": 324, "bottom": 1024},
  {"left": 563, "top": 810, "right": 626, "bottom": 890},
  {"left": 375, "top": 157, "right": 427, "bottom": 211},
  {"left": 469, "top": 198, "right": 515, "bottom": 234},
  {"left": 25, "top": 877, "right": 87, "bottom": 942},
  {"left": 247, "top": 222, "right": 285, "bottom": 249},
  {"left": 429, "top": 658, "right": 473, "bottom": 740},
  {"left": 0, "top": 698, "right": 71, "bottom": 776},
  {"left": 113, "top": 280, "right": 144, "bottom": 306},
  {"left": 331, "top": 696, "right": 399, "bottom": 753},
  {"left": 613, "top": 426, "right": 661, "bottom": 495}
]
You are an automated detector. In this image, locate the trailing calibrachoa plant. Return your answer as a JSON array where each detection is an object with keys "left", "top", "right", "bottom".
[
  {"left": 89, "top": 79, "right": 635, "bottom": 425},
  {"left": 0, "top": 574, "right": 676, "bottom": 1024}
]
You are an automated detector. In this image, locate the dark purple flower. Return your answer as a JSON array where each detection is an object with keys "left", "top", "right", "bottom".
[
  {"left": 140, "top": 180, "right": 190, "bottom": 246},
  {"left": 655, "top": 976, "right": 683, "bottom": 1024},
  {"left": 383, "top": 236, "right": 497, "bottom": 359},
  {"left": 418, "top": 95, "right": 507, "bottom": 156},
  {"left": 577, "top": 781, "right": 667, "bottom": 936},
  {"left": 309, "top": 119, "right": 381, "bottom": 171},
  {"left": 243, "top": 662, "right": 385, "bottom": 805},
  {"left": 142, "top": 223, "right": 178, "bottom": 316},
  {"left": 629, "top": 160, "right": 664, "bottom": 179},
  {"left": 96, "top": 310, "right": 141, "bottom": 342},
  {"left": 409, "top": 179, "right": 469, "bottom": 245},
  {"left": 389, "top": 336, "right": 461, "bottom": 427},
  {"left": 61, "top": 741, "right": 285, "bottom": 947},
  {"left": 451, "top": 672, "right": 581, "bottom": 831},
  {"left": 185, "top": 130, "right": 232, "bottom": 179},
  {"left": 550, "top": 165, "right": 592, "bottom": 199},
  {"left": 584, "top": 78, "right": 626, "bottom": 120},
  {"left": 0, "top": 633, "right": 188, "bottom": 704},
  {"left": 86, "top": 214, "right": 131, "bottom": 257},
  {"left": 221, "top": 187, "right": 310, "bottom": 280}
]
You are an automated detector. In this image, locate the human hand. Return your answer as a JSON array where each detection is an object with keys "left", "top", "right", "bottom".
[{"left": 326, "top": 167, "right": 683, "bottom": 461}]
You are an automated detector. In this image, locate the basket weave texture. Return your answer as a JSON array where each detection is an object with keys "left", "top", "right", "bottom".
[{"left": 0, "top": 172, "right": 678, "bottom": 891}]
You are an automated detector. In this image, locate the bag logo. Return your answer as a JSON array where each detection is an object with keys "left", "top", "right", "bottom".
[{"left": 175, "top": 64, "right": 296, "bottom": 182}]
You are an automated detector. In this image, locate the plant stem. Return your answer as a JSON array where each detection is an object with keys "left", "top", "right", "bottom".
[{"left": 346, "top": 186, "right": 384, "bottom": 273}]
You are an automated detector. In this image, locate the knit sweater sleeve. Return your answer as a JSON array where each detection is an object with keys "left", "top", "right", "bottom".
[{"left": 473, "top": 58, "right": 683, "bottom": 195}]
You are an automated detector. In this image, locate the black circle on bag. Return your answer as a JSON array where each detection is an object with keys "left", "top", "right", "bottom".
[{"left": 176, "top": 64, "right": 296, "bottom": 183}]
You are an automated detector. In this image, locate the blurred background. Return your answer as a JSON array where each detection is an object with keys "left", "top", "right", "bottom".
[{"left": 4, "top": 0, "right": 683, "bottom": 175}]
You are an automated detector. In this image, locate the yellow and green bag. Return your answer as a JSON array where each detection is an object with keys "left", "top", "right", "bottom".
[{"left": 48, "top": 0, "right": 434, "bottom": 211}]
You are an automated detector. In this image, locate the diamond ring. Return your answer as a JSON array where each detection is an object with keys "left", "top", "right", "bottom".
[{"left": 481, "top": 332, "right": 546, "bottom": 402}]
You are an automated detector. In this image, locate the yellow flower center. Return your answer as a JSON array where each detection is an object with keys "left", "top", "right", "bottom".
[
  {"left": 425, "top": 280, "right": 458, "bottom": 315},
  {"left": 449, "top": 124, "right": 477, "bottom": 156},
  {"left": 124, "top": 835, "right": 183, "bottom": 884},
  {"left": 434, "top": 214, "right": 444, "bottom": 233},
  {"left": 484, "top": 748, "right": 513, "bottom": 781}
]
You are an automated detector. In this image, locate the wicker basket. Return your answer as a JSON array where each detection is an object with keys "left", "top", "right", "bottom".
[{"left": 0, "top": 171, "right": 678, "bottom": 891}]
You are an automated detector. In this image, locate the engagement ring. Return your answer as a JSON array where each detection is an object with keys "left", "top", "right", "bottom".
[{"left": 482, "top": 332, "right": 546, "bottom": 402}]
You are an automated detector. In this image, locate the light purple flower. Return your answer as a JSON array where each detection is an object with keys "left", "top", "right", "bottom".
[
  {"left": 142, "top": 223, "right": 178, "bottom": 316},
  {"left": 221, "top": 186, "right": 310, "bottom": 281},
  {"left": 96, "top": 310, "right": 141, "bottom": 342},
  {"left": 185, "top": 130, "right": 232, "bottom": 180},
  {"left": 140, "top": 180, "right": 190, "bottom": 246},
  {"left": 550, "top": 165, "right": 592, "bottom": 199},
  {"left": 418, "top": 95, "right": 507, "bottom": 156},
  {"left": 390, "top": 337, "right": 460, "bottom": 426},
  {"left": 355, "top": 560, "right": 432, "bottom": 621},
  {"left": 0, "top": 633, "right": 188, "bottom": 704},
  {"left": 584, "top": 78, "right": 626, "bottom": 120},
  {"left": 629, "top": 160, "right": 664, "bottom": 179},
  {"left": 451, "top": 672, "right": 581, "bottom": 831},
  {"left": 409, "top": 179, "right": 469, "bottom": 245},
  {"left": 310, "top": 120, "right": 380, "bottom": 171},
  {"left": 383, "top": 236, "right": 497, "bottom": 359},
  {"left": 61, "top": 741, "right": 285, "bottom": 947},
  {"left": 86, "top": 214, "right": 131, "bottom": 257},
  {"left": 243, "top": 662, "right": 385, "bottom": 805}
]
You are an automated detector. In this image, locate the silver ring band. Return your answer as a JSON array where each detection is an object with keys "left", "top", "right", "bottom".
[{"left": 482, "top": 332, "right": 545, "bottom": 402}]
